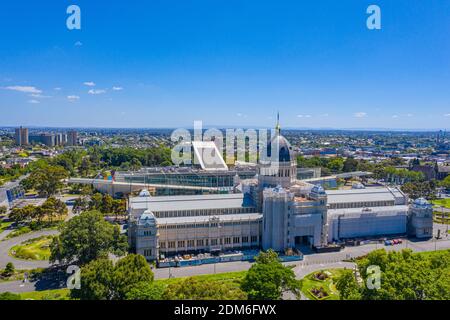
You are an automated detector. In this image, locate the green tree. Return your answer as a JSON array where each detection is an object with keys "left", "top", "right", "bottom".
[
  {"left": 163, "top": 277, "right": 246, "bottom": 300},
  {"left": 241, "top": 250, "right": 299, "bottom": 300},
  {"left": 0, "top": 206, "right": 7, "bottom": 215},
  {"left": 39, "top": 197, "right": 68, "bottom": 222},
  {"left": 0, "top": 292, "right": 21, "bottom": 300},
  {"left": 343, "top": 157, "right": 358, "bottom": 172},
  {"left": 126, "top": 282, "right": 165, "bottom": 300},
  {"left": 336, "top": 249, "right": 450, "bottom": 300},
  {"left": 71, "top": 254, "right": 154, "bottom": 300},
  {"left": 112, "top": 254, "right": 154, "bottom": 299},
  {"left": 401, "top": 181, "right": 437, "bottom": 199},
  {"left": 130, "top": 158, "right": 142, "bottom": 171},
  {"left": 112, "top": 199, "right": 126, "bottom": 221},
  {"left": 441, "top": 175, "right": 450, "bottom": 190},
  {"left": 28, "top": 165, "right": 68, "bottom": 197},
  {"left": 327, "top": 158, "right": 344, "bottom": 173},
  {"left": 101, "top": 194, "right": 114, "bottom": 214},
  {"left": 89, "top": 193, "right": 103, "bottom": 211},
  {"left": 50, "top": 210, "right": 128, "bottom": 265},
  {"left": 3, "top": 262, "right": 15, "bottom": 277},
  {"left": 9, "top": 205, "right": 36, "bottom": 223},
  {"left": 79, "top": 157, "right": 92, "bottom": 177},
  {"left": 335, "top": 270, "right": 362, "bottom": 300},
  {"left": 71, "top": 258, "right": 114, "bottom": 300},
  {"left": 73, "top": 197, "right": 89, "bottom": 214}
]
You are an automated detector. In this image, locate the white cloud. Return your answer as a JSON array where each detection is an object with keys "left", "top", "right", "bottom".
[
  {"left": 3, "top": 85, "right": 42, "bottom": 94},
  {"left": 74, "top": 41, "right": 83, "bottom": 47},
  {"left": 392, "top": 115, "right": 399, "bottom": 119},
  {"left": 28, "top": 99, "right": 40, "bottom": 104},
  {"left": 54, "top": 87, "right": 62, "bottom": 91},
  {"left": 30, "top": 93, "right": 51, "bottom": 98},
  {"left": 88, "top": 89, "right": 106, "bottom": 95},
  {"left": 297, "top": 114, "right": 312, "bottom": 118},
  {"left": 354, "top": 112, "right": 368, "bottom": 118},
  {"left": 444, "top": 113, "right": 450, "bottom": 117},
  {"left": 83, "top": 81, "right": 96, "bottom": 87},
  {"left": 112, "top": 86, "right": 123, "bottom": 91},
  {"left": 67, "top": 95, "right": 80, "bottom": 101},
  {"left": 320, "top": 113, "right": 329, "bottom": 117}
]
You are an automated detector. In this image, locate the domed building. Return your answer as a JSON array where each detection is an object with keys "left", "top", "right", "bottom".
[
  {"left": 128, "top": 115, "right": 432, "bottom": 263},
  {"left": 258, "top": 115, "right": 297, "bottom": 189}
]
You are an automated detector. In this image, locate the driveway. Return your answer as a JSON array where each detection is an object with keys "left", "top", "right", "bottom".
[{"left": 0, "top": 229, "right": 59, "bottom": 269}]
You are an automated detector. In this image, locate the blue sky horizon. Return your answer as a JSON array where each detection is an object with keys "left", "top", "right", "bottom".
[{"left": 0, "top": 1, "right": 449, "bottom": 129}]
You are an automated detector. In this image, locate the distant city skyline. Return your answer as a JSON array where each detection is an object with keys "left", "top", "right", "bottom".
[{"left": 1, "top": 1, "right": 449, "bottom": 129}]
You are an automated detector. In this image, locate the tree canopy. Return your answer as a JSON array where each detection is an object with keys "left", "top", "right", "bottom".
[
  {"left": 26, "top": 165, "right": 68, "bottom": 197},
  {"left": 71, "top": 254, "right": 154, "bottom": 300},
  {"left": 50, "top": 210, "right": 128, "bottom": 265},
  {"left": 163, "top": 277, "right": 246, "bottom": 300},
  {"left": 241, "top": 250, "right": 299, "bottom": 300},
  {"left": 336, "top": 249, "right": 450, "bottom": 300},
  {"left": 9, "top": 197, "right": 67, "bottom": 224},
  {"left": 126, "top": 281, "right": 165, "bottom": 300}
]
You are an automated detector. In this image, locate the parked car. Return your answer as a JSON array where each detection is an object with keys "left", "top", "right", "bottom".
[
  {"left": 384, "top": 240, "right": 392, "bottom": 246},
  {"left": 392, "top": 239, "right": 399, "bottom": 244}
]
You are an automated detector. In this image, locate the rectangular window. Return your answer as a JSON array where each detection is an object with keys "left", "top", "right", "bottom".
[
  {"left": 187, "top": 240, "right": 195, "bottom": 247},
  {"left": 177, "top": 240, "right": 185, "bottom": 248},
  {"left": 168, "top": 241, "right": 175, "bottom": 249},
  {"left": 233, "top": 237, "right": 240, "bottom": 244},
  {"left": 160, "top": 242, "right": 166, "bottom": 249},
  {"left": 197, "top": 239, "right": 204, "bottom": 246},
  {"left": 242, "top": 236, "right": 249, "bottom": 243}
]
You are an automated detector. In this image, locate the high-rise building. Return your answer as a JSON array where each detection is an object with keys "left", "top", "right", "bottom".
[
  {"left": 29, "top": 133, "right": 55, "bottom": 147},
  {"left": 14, "top": 127, "right": 29, "bottom": 146},
  {"left": 67, "top": 131, "right": 78, "bottom": 146}
]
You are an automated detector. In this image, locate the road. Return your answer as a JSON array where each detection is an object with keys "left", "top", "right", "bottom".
[
  {"left": 0, "top": 229, "right": 58, "bottom": 269},
  {"left": 1, "top": 221, "right": 449, "bottom": 294}
]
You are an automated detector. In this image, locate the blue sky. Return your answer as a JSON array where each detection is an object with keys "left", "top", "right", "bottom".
[{"left": 0, "top": 0, "right": 449, "bottom": 129}]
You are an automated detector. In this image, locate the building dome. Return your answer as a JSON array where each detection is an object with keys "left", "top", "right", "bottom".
[
  {"left": 413, "top": 197, "right": 430, "bottom": 207},
  {"left": 138, "top": 189, "right": 151, "bottom": 197},
  {"left": 311, "top": 185, "right": 326, "bottom": 194},
  {"left": 266, "top": 134, "right": 294, "bottom": 163},
  {"left": 138, "top": 210, "right": 156, "bottom": 227}
]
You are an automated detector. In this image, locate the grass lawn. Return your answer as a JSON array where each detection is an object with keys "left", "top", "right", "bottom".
[
  {"left": 3, "top": 226, "right": 33, "bottom": 240},
  {"left": 0, "top": 220, "right": 13, "bottom": 233},
  {"left": 3, "top": 222, "right": 60, "bottom": 241},
  {"left": 9, "top": 235, "right": 54, "bottom": 260},
  {"left": 12, "top": 271, "right": 247, "bottom": 300},
  {"left": 432, "top": 199, "right": 450, "bottom": 209},
  {"left": 433, "top": 213, "right": 450, "bottom": 225},
  {"left": 0, "top": 268, "right": 45, "bottom": 283},
  {"left": 413, "top": 249, "right": 450, "bottom": 258},
  {"left": 300, "top": 268, "right": 347, "bottom": 300},
  {"left": 156, "top": 270, "right": 247, "bottom": 289},
  {"left": 20, "top": 288, "right": 70, "bottom": 300}
]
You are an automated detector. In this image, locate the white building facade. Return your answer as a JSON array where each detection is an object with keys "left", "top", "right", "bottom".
[{"left": 128, "top": 125, "right": 433, "bottom": 261}]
